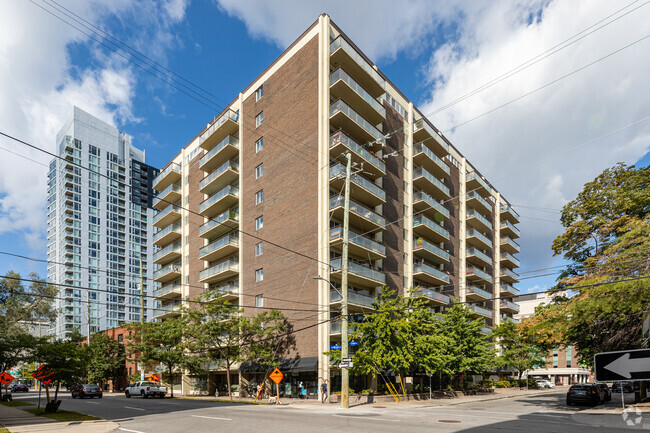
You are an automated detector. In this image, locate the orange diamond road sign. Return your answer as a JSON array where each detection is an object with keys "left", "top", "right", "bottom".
[
  {"left": 269, "top": 368, "right": 284, "bottom": 384},
  {"left": 149, "top": 374, "right": 160, "bottom": 382},
  {"left": 0, "top": 372, "right": 14, "bottom": 385}
]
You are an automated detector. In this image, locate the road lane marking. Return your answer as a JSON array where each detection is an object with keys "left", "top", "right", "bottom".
[
  {"left": 123, "top": 406, "right": 146, "bottom": 411},
  {"left": 85, "top": 401, "right": 99, "bottom": 404},
  {"left": 332, "top": 415, "right": 400, "bottom": 422},
  {"left": 119, "top": 429, "right": 146, "bottom": 433},
  {"left": 191, "top": 415, "right": 232, "bottom": 421}
]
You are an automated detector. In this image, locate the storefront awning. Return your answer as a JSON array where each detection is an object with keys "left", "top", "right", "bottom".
[{"left": 239, "top": 357, "right": 318, "bottom": 373}]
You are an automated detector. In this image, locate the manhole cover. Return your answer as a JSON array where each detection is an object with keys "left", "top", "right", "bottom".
[{"left": 439, "top": 420, "right": 461, "bottom": 423}]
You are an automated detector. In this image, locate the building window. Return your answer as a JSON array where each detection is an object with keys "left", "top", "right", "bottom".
[
  {"left": 255, "top": 85, "right": 263, "bottom": 101},
  {"left": 255, "top": 111, "right": 263, "bottom": 127},
  {"left": 255, "top": 242, "right": 263, "bottom": 256},
  {"left": 255, "top": 216, "right": 263, "bottom": 230},
  {"left": 255, "top": 294, "right": 264, "bottom": 307},
  {"left": 566, "top": 345, "right": 572, "bottom": 368},
  {"left": 117, "top": 334, "right": 123, "bottom": 342},
  {"left": 255, "top": 163, "right": 263, "bottom": 179},
  {"left": 255, "top": 190, "right": 263, "bottom": 205},
  {"left": 256, "top": 137, "right": 263, "bottom": 153},
  {"left": 255, "top": 268, "right": 264, "bottom": 282}
]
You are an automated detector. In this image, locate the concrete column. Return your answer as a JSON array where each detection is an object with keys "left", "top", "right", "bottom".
[
  {"left": 238, "top": 92, "right": 244, "bottom": 309},
  {"left": 459, "top": 158, "right": 467, "bottom": 302},
  {"left": 494, "top": 192, "right": 501, "bottom": 326},
  {"left": 404, "top": 103, "right": 414, "bottom": 292}
]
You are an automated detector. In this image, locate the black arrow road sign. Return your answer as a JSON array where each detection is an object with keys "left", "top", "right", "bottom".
[{"left": 594, "top": 349, "right": 650, "bottom": 381}]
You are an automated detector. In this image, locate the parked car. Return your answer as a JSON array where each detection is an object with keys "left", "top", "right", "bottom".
[
  {"left": 566, "top": 383, "right": 604, "bottom": 406},
  {"left": 535, "top": 379, "right": 554, "bottom": 389},
  {"left": 125, "top": 381, "right": 167, "bottom": 398},
  {"left": 10, "top": 384, "right": 29, "bottom": 392},
  {"left": 71, "top": 384, "right": 103, "bottom": 399},
  {"left": 595, "top": 383, "right": 611, "bottom": 402}
]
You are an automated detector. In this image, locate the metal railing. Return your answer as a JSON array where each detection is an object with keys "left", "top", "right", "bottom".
[
  {"left": 153, "top": 241, "right": 181, "bottom": 262},
  {"left": 330, "top": 99, "right": 384, "bottom": 142},
  {"left": 330, "top": 195, "right": 385, "bottom": 227},
  {"left": 414, "top": 237, "right": 450, "bottom": 261},
  {"left": 199, "top": 135, "right": 239, "bottom": 167},
  {"left": 153, "top": 205, "right": 180, "bottom": 225},
  {"left": 466, "top": 247, "right": 492, "bottom": 264},
  {"left": 330, "top": 163, "right": 385, "bottom": 201},
  {"left": 330, "top": 258, "right": 385, "bottom": 284},
  {"left": 466, "top": 266, "right": 492, "bottom": 281},
  {"left": 413, "top": 119, "right": 450, "bottom": 152},
  {"left": 413, "top": 262, "right": 450, "bottom": 284},
  {"left": 330, "top": 36, "right": 385, "bottom": 90},
  {"left": 153, "top": 223, "right": 181, "bottom": 243},
  {"left": 199, "top": 110, "right": 238, "bottom": 145},
  {"left": 330, "top": 227, "right": 385, "bottom": 256},
  {"left": 413, "top": 191, "right": 450, "bottom": 218},
  {"left": 199, "top": 160, "right": 239, "bottom": 190},
  {"left": 199, "top": 259, "right": 239, "bottom": 281},
  {"left": 466, "top": 191, "right": 492, "bottom": 211},
  {"left": 330, "top": 131, "right": 385, "bottom": 174},
  {"left": 467, "top": 285, "right": 492, "bottom": 299},
  {"left": 153, "top": 163, "right": 181, "bottom": 187},
  {"left": 466, "top": 228, "right": 493, "bottom": 247},
  {"left": 153, "top": 261, "right": 181, "bottom": 279},
  {"left": 330, "top": 68, "right": 385, "bottom": 117},
  {"left": 330, "top": 290, "right": 376, "bottom": 308},
  {"left": 413, "top": 167, "right": 450, "bottom": 196},
  {"left": 199, "top": 233, "right": 239, "bottom": 258},
  {"left": 199, "top": 209, "right": 239, "bottom": 236},
  {"left": 413, "top": 142, "right": 450, "bottom": 175},
  {"left": 466, "top": 209, "right": 493, "bottom": 230},
  {"left": 199, "top": 185, "right": 239, "bottom": 213},
  {"left": 413, "top": 213, "right": 450, "bottom": 239}
]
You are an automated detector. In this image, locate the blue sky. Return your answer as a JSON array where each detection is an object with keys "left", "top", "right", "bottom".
[{"left": 0, "top": 0, "right": 649, "bottom": 296}]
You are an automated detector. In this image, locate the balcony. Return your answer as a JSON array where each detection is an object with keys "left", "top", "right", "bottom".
[
  {"left": 500, "top": 252, "right": 520, "bottom": 268},
  {"left": 330, "top": 195, "right": 385, "bottom": 232},
  {"left": 199, "top": 233, "right": 239, "bottom": 262},
  {"left": 470, "top": 304, "right": 492, "bottom": 319},
  {"left": 199, "top": 258, "right": 239, "bottom": 284},
  {"left": 330, "top": 67, "right": 386, "bottom": 125},
  {"left": 330, "top": 36, "right": 385, "bottom": 97},
  {"left": 153, "top": 223, "right": 182, "bottom": 247},
  {"left": 199, "top": 185, "right": 239, "bottom": 218},
  {"left": 413, "top": 142, "right": 450, "bottom": 179},
  {"left": 153, "top": 163, "right": 181, "bottom": 191},
  {"left": 413, "top": 213, "right": 449, "bottom": 243},
  {"left": 330, "top": 290, "right": 376, "bottom": 312},
  {"left": 413, "top": 262, "right": 450, "bottom": 286},
  {"left": 500, "top": 236, "right": 520, "bottom": 254},
  {"left": 330, "top": 226, "right": 385, "bottom": 260},
  {"left": 154, "top": 302, "right": 181, "bottom": 319},
  {"left": 199, "top": 135, "right": 239, "bottom": 172},
  {"left": 413, "top": 167, "right": 450, "bottom": 200},
  {"left": 413, "top": 286, "right": 450, "bottom": 305},
  {"left": 466, "top": 171, "right": 492, "bottom": 197},
  {"left": 414, "top": 237, "right": 449, "bottom": 264},
  {"left": 466, "top": 228, "right": 493, "bottom": 250},
  {"left": 466, "top": 247, "right": 492, "bottom": 268},
  {"left": 153, "top": 241, "right": 182, "bottom": 266},
  {"left": 480, "top": 327, "right": 493, "bottom": 335},
  {"left": 500, "top": 220, "right": 520, "bottom": 239},
  {"left": 466, "top": 191, "right": 492, "bottom": 215},
  {"left": 500, "top": 268, "right": 520, "bottom": 284},
  {"left": 501, "top": 314, "right": 520, "bottom": 324},
  {"left": 330, "top": 258, "right": 385, "bottom": 288},
  {"left": 329, "top": 322, "right": 359, "bottom": 336},
  {"left": 330, "top": 163, "right": 385, "bottom": 206},
  {"left": 500, "top": 284, "right": 519, "bottom": 297},
  {"left": 500, "top": 299, "right": 520, "bottom": 314},
  {"left": 330, "top": 100, "right": 383, "bottom": 151},
  {"left": 199, "top": 109, "right": 239, "bottom": 151},
  {"left": 153, "top": 283, "right": 182, "bottom": 300},
  {"left": 199, "top": 159, "right": 239, "bottom": 196},
  {"left": 152, "top": 204, "right": 181, "bottom": 229},
  {"left": 466, "top": 209, "right": 493, "bottom": 232},
  {"left": 153, "top": 261, "right": 181, "bottom": 283},
  {"left": 211, "top": 283, "right": 239, "bottom": 301},
  {"left": 466, "top": 285, "right": 492, "bottom": 301},
  {"left": 153, "top": 183, "right": 182, "bottom": 211},
  {"left": 466, "top": 266, "right": 492, "bottom": 284},
  {"left": 500, "top": 203, "right": 520, "bottom": 223},
  {"left": 413, "top": 191, "right": 450, "bottom": 221},
  {"left": 199, "top": 209, "right": 239, "bottom": 240},
  {"left": 330, "top": 131, "right": 385, "bottom": 180},
  {"left": 413, "top": 119, "right": 449, "bottom": 157}
]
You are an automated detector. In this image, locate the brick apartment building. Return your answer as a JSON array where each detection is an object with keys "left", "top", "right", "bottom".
[{"left": 150, "top": 14, "right": 521, "bottom": 397}]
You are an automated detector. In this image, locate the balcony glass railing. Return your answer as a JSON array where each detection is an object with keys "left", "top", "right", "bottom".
[
  {"left": 330, "top": 290, "right": 376, "bottom": 308},
  {"left": 413, "top": 262, "right": 451, "bottom": 284},
  {"left": 199, "top": 110, "right": 238, "bottom": 145},
  {"left": 199, "top": 185, "right": 239, "bottom": 213},
  {"left": 153, "top": 223, "right": 181, "bottom": 244},
  {"left": 199, "top": 160, "right": 239, "bottom": 190},
  {"left": 154, "top": 183, "right": 181, "bottom": 205},
  {"left": 212, "top": 284, "right": 239, "bottom": 297},
  {"left": 413, "top": 119, "right": 450, "bottom": 152},
  {"left": 500, "top": 220, "right": 521, "bottom": 237},
  {"left": 500, "top": 300, "right": 520, "bottom": 312},
  {"left": 156, "top": 303, "right": 181, "bottom": 315},
  {"left": 153, "top": 205, "right": 180, "bottom": 225},
  {"left": 330, "top": 258, "right": 385, "bottom": 284},
  {"left": 330, "top": 100, "right": 383, "bottom": 142},
  {"left": 466, "top": 171, "right": 493, "bottom": 194},
  {"left": 330, "top": 322, "right": 359, "bottom": 335},
  {"left": 501, "top": 252, "right": 520, "bottom": 267},
  {"left": 500, "top": 236, "right": 520, "bottom": 250},
  {"left": 153, "top": 241, "right": 181, "bottom": 262},
  {"left": 153, "top": 283, "right": 181, "bottom": 298},
  {"left": 199, "top": 209, "right": 239, "bottom": 236},
  {"left": 330, "top": 131, "right": 385, "bottom": 174},
  {"left": 466, "top": 191, "right": 492, "bottom": 211},
  {"left": 330, "top": 163, "right": 385, "bottom": 201},
  {"left": 199, "top": 135, "right": 239, "bottom": 167},
  {"left": 199, "top": 259, "right": 239, "bottom": 281},
  {"left": 330, "top": 68, "right": 386, "bottom": 117},
  {"left": 466, "top": 228, "right": 493, "bottom": 247},
  {"left": 501, "top": 268, "right": 520, "bottom": 280},
  {"left": 467, "top": 285, "right": 492, "bottom": 300},
  {"left": 414, "top": 287, "right": 450, "bottom": 304},
  {"left": 153, "top": 163, "right": 181, "bottom": 187},
  {"left": 413, "top": 214, "right": 450, "bottom": 239},
  {"left": 413, "top": 167, "right": 450, "bottom": 196},
  {"left": 501, "top": 314, "right": 520, "bottom": 324},
  {"left": 330, "top": 195, "right": 385, "bottom": 227},
  {"left": 500, "top": 203, "right": 520, "bottom": 220},
  {"left": 199, "top": 233, "right": 239, "bottom": 257},
  {"left": 330, "top": 227, "right": 385, "bottom": 256},
  {"left": 153, "top": 261, "right": 181, "bottom": 279},
  {"left": 330, "top": 36, "right": 386, "bottom": 90},
  {"left": 466, "top": 247, "right": 492, "bottom": 264},
  {"left": 501, "top": 284, "right": 520, "bottom": 296},
  {"left": 470, "top": 304, "right": 492, "bottom": 318},
  {"left": 466, "top": 209, "right": 493, "bottom": 230},
  {"left": 466, "top": 266, "right": 492, "bottom": 281},
  {"left": 413, "top": 191, "right": 450, "bottom": 218},
  {"left": 413, "top": 143, "right": 450, "bottom": 175},
  {"left": 414, "top": 238, "right": 450, "bottom": 261}
]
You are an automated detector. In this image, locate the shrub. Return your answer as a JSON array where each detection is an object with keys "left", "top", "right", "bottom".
[
  {"left": 360, "top": 389, "right": 372, "bottom": 395},
  {"left": 494, "top": 380, "right": 511, "bottom": 388},
  {"left": 481, "top": 379, "right": 495, "bottom": 388}
]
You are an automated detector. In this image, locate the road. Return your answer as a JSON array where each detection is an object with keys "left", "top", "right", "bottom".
[{"left": 8, "top": 389, "right": 646, "bottom": 432}]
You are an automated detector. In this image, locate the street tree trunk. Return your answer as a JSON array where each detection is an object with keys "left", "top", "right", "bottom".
[
  {"left": 168, "top": 365, "right": 174, "bottom": 398},
  {"left": 54, "top": 381, "right": 59, "bottom": 401},
  {"left": 226, "top": 361, "right": 232, "bottom": 400}
]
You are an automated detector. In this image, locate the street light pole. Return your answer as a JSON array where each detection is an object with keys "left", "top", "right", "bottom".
[{"left": 341, "top": 152, "right": 352, "bottom": 409}]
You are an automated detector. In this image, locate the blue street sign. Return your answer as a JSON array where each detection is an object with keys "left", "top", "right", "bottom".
[
  {"left": 330, "top": 344, "right": 342, "bottom": 350},
  {"left": 349, "top": 341, "right": 359, "bottom": 346}
]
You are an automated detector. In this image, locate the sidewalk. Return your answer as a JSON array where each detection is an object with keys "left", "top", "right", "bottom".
[{"left": 0, "top": 404, "right": 119, "bottom": 433}]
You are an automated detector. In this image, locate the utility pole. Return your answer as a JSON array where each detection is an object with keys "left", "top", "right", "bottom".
[{"left": 341, "top": 152, "right": 352, "bottom": 409}]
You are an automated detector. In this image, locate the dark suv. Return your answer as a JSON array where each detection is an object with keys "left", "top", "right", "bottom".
[
  {"left": 566, "top": 383, "right": 604, "bottom": 406},
  {"left": 71, "top": 384, "right": 103, "bottom": 399},
  {"left": 595, "top": 382, "right": 611, "bottom": 402}
]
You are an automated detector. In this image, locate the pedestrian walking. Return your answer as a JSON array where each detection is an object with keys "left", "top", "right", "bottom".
[{"left": 321, "top": 379, "right": 328, "bottom": 403}]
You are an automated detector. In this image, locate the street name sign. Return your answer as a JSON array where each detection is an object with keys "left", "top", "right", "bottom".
[
  {"left": 594, "top": 348, "right": 650, "bottom": 381},
  {"left": 269, "top": 368, "right": 284, "bottom": 384},
  {"left": 330, "top": 344, "right": 342, "bottom": 350},
  {"left": 342, "top": 357, "right": 352, "bottom": 362}
]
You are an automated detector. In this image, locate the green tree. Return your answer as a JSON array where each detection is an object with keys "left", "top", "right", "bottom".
[
  {"left": 0, "top": 272, "right": 57, "bottom": 336},
  {"left": 87, "top": 333, "right": 126, "bottom": 387},
  {"left": 0, "top": 333, "right": 40, "bottom": 397},
  {"left": 493, "top": 320, "right": 547, "bottom": 384}
]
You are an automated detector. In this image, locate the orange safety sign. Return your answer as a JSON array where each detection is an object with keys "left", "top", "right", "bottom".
[
  {"left": 149, "top": 374, "right": 160, "bottom": 382},
  {"left": 0, "top": 372, "right": 14, "bottom": 385},
  {"left": 269, "top": 368, "right": 284, "bottom": 384}
]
